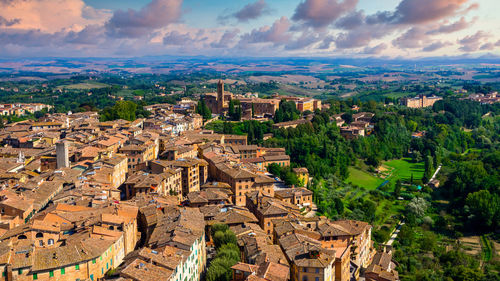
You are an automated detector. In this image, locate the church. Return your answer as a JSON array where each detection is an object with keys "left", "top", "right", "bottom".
[{"left": 203, "top": 80, "right": 280, "bottom": 118}]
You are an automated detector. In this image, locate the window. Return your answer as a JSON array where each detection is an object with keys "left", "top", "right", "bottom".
[
  {"left": 39, "top": 241, "right": 43, "bottom": 247},
  {"left": 33, "top": 273, "right": 38, "bottom": 280},
  {"left": 48, "top": 239, "right": 54, "bottom": 246},
  {"left": 90, "top": 274, "right": 94, "bottom": 281},
  {"left": 315, "top": 268, "right": 319, "bottom": 273},
  {"left": 36, "top": 233, "right": 43, "bottom": 238},
  {"left": 49, "top": 271, "right": 54, "bottom": 278},
  {"left": 92, "top": 259, "right": 96, "bottom": 264},
  {"left": 302, "top": 277, "right": 308, "bottom": 281},
  {"left": 315, "top": 278, "right": 319, "bottom": 281},
  {"left": 18, "top": 269, "right": 23, "bottom": 275},
  {"left": 303, "top": 268, "right": 308, "bottom": 273},
  {"left": 75, "top": 264, "right": 80, "bottom": 270},
  {"left": 61, "top": 268, "right": 65, "bottom": 275}
]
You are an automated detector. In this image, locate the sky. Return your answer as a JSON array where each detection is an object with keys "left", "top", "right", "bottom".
[{"left": 0, "top": 0, "right": 499, "bottom": 59}]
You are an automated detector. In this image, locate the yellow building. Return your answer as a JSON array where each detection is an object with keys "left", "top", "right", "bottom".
[{"left": 293, "top": 167, "right": 310, "bottom": 186}]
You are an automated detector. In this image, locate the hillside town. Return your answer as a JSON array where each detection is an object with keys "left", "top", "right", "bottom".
[{"left": 0, "top": 94, "right": 397, "bottom": 281}]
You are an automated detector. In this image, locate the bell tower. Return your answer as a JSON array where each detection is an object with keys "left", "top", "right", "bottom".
[{"left": 217, "top": 79, "right": 225, "bottom": 114}]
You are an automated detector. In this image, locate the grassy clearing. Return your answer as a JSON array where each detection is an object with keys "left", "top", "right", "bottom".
[
  {"left": 345, "top": 166, "right": 384, "bottom": 190},
  {"left": 58, "top": 82, "right": 109, "bottom": 90},
  {"left": 384, "top": 158, "right": 425, "bottom": 184}
]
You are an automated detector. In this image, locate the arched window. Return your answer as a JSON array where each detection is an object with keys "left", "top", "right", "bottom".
[
  {"left": 36, "top": 232, "right": 43, "bottom": 238},
  {"left": 18, "top": 235, "right": 27, "bottom": 240},
  {"left": 48, "top": 239, "right": 54, "bottom": 246},
  {"left": 108, "top": 226, "right": 114, "bottom": 230}
]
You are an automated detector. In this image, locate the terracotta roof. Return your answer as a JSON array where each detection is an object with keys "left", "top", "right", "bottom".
[
  {"left": 121, "top": 258, "right": 173, "bottom": 281},
  {"left": 209, "top": 207, "right": 258, "bottom": 226}
]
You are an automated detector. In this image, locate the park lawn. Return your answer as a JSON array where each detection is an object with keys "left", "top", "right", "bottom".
[
  {"left": 384, "top": 158, "right": 425, "bottom": 184},
  {"left": 345, "top": 167, "right": 384, "bottom": 190},
  {"left": 115, "top": 89, "right": 135, "bottom": 98}
]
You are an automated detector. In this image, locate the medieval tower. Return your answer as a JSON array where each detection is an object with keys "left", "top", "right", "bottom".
[{"left": 217, "top": 79, "right": 225, "bottom": 114}]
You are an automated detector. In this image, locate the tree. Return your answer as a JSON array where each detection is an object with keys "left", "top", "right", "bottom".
[
  {"left": 274, "top": 100, "right": 299, "bottom": 123},
  {"left": 100, "top": 100, "right": 138, "bottom": 121},
  {"left": 211, "top": 223, "right": 229, "bottom": 237},
  {"left": 196, "top": 99, "right": 212, "bottom": 120},
  {"left": 406, "top": 197, "right": 428, "bottom": 218},
  {"left": 465, "top": 190, "right": 500, "bottom": 230},
  {"left": 213, "top": 229, "right": 237, "bottom": 249},
  {"left": 407, "top": 120, "right": 418, "bottom": 132},
  {"left": 222, "top": 122, "right": 233, "bottom": 134},
  {"left": 228, "top": 100, "right": 235, "bottom": 117},
  {"left": 394, "top": 179, "right": 402, "bottom": 198},
  {"left": 206, "top": 224, "right": 240, "bottom": 281},
  {"left": 419, "top": 231, "right": 437, "bottom": 251},
  {"left": 423, "top": 155, "right": 434, "bottom": 183},
  {"left": 267, "top": 163, "right": 282, "bottom": 177},
  {"left": 445, "top": 161, "right": 489, "bottom": 202},
  {"left": 341, "top": 112, "right": 353, "bottom": 124},
  {"left": 412, "top": 151, "right": 422, "bottom": 163},
  {"left": 228, "top": 99, "right": 241, "bottom": 121}
]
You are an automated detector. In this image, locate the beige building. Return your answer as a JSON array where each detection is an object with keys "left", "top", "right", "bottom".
[{"left": 401, "top": 95, "right": 442, "bottom": 108}]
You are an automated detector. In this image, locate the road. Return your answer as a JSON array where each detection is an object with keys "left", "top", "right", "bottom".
[
  {"left": 428, "top": 164, "right": 442, "bottom": 184},
  {"left": 386, "top": 221, "right": 405, "bottom": 246}
]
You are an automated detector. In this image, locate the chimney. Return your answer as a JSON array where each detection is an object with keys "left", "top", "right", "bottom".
[{"left": 56, "top": 141, "right": 70, "bottom": 169}]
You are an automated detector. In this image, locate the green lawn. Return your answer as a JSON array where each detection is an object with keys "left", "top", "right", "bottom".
[
  {"left": 345, "top": 167, "right": 384, "bottom": 190},
  {"left": 384, "top": 158, "right": 425, "bottom": 184}
]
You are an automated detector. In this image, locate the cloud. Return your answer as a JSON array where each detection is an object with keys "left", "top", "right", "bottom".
[
  {"left": 363, "top": 43, "right": 387, "bottom": 54},
  {"left": 240, "top": 16, "right": 291, "bottom": 45},
  {"left": 233, "top": 0, "right": 270, "bottom": 22},
  {"left": 163, "top": 30, "right": 195, "bottom": 45},
  {"left": 479, "top": 42, "right": 496, "bottom": 51},
  {"left": 318, "top": 35, "right": 334, "bottom": 49},
  {"left": 210, "top": 29, "right": 239, "bottom": 48},
  {"left": 0, "top": 0, "right": 108, "bottom": 32},
  {"left": 392, "top": 27, "right": 432, "bottom": 49},
  {"left": 292, "top": 0, "right": 358, "bottom": 29},
  {"left": 422, "top": 41, "right": 452, "bottom": 52},
  {"left": 335, "top": 11, "right": 365, "bottom": 30},
  {"left": 427, "top": 17, "right": 474, "bottom": 34},
  {"left": 458, "top": 31, "right": 488, "bottom": 52},
  {"left": 0, "top": 28, "right": 60, "bottom": 47},
  {"left": 285, "top": 31, "right": 323, "bottom": 50},
  {"left": 366, "top": 0, "right": 476, "bottom": 25},
  {"left": 334, "top": 23, "right": 390, "bottom": 49},
  {"left": 0, "top": 16, "right": 19, "bottom": 27},
  {"left": 106, "top": 0, "right": 183, "bottom": 38},
  {"left": 65, "top": 24, "right": 105, "bottom": 45}
]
